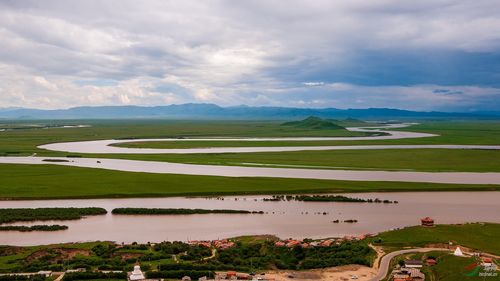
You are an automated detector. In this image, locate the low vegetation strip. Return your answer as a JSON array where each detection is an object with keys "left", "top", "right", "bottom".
[
  {"left": 0, "top": 208, "right": 107, "bottom": 224},
  {"left": 62, "top": 272, "right": 126, "bottom": 281},
  {"left": 264, "top": 194, "right": 397, "bottom": 203},
  {"left": 111, "top": 208, "right": 264, "bottom": 215},
  {"left": 0, "top": 225, "right": 68, "bottom": 232}
]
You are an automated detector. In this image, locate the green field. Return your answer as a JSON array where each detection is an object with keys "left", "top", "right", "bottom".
[
  {"left": 1, "top": 119, "right": 500, "bottom": 199},
  {"left": 419, "top": 252, "right": 499, "bottom": 281},
  {"left": 374, "top": 223, "right": 500, "bottom": 255},
  {"left": 0, "top": 119, "right": 369, "bottom": 157},
  {"left": 375, "top": 224, "right": 500, "bottom": 281},
  {"left": 1, "top": 164, "right": 499, "bottom": 199},
  {"left": 2, "top": 120, "right": 500, "bottom": 173},
  {"left": 98, "top": 148, "right": 500, "bottom": 172}
]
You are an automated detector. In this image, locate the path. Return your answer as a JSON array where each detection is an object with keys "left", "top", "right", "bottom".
[{"left": 369, "top": 248, "right": 450, "bottom": 281}]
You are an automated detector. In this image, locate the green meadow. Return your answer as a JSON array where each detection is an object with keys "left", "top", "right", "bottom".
[
  {"left": 374, "top": 223, "right": 500, "bottom": 255},
  {"left": 0, "top": 164, "right": 499, "bottom": 200},
  {"left": 375, "top": 223, "right": 500, "bottom": 281},
  {"left": 1, "top": 119, "right": 500, "bottom": 199}
]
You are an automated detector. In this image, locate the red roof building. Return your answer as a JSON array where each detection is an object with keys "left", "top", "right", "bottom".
[
  {"left": 426, "top": 259, "right": 437, "bottom": 266},
  {"left": 286, "top": 240, "right": 302, "bottom": 248},
  {"left": 421, "top": 217, "right": 434, "bottom": 226},
  {"left": 274, "top": 241, "right": 286, "bottom": 247},
  {"left": 319, "top": 239, "right": 333, "bottom": 247}
]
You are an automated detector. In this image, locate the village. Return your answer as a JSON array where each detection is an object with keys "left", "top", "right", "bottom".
[{"left": 1, "top": 218, "right": 498, "bottom": 281}]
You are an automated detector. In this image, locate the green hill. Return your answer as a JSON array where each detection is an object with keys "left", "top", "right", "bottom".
[{"left": 281, "top": 116, "right": 345, "bottom": 130}]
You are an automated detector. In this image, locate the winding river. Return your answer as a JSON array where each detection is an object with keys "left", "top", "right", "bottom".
[{"left": 1, "top": 123, "right": 500, "bottom": 184}]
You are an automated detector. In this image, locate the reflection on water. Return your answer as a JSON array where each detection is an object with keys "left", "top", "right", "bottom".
[{"left": 0, "top": 192, "right": 499, "bottom": 246}]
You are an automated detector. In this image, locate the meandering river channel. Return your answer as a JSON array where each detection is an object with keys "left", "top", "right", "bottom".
[{"left": 1, "top": 123, "right": 500, "bottom": 184}]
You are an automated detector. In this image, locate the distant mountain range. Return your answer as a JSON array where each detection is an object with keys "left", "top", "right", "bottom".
[{"left": 0, "top": 103, "right": 499, "bottom": 120}]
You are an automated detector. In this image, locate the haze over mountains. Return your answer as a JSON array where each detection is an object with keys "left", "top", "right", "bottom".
[{"left": 0, "top": 104, "right": 499, "bottom": 120}]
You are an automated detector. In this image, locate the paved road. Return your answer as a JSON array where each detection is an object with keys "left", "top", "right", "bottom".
[{"left": 369, "top": 248, "right": 450, "bottom": 281}]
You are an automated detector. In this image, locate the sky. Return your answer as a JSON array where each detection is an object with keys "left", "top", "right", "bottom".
[{"left": 1, "top": 0, "right": 500, "bottom": 111}]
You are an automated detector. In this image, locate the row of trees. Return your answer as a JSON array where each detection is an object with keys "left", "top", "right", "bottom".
[
  {"left": 112, "top": 208, "right": 263, "bottom": 215},
  {"left": 0, "top": 208, "right": 107, "bottom": 224},
  {"left": 264, "top": 194, "right": 397, "bottom": 203},
  {"left": 0, "top": 225, "right": 68, "bottom": 232},
  {"left": 62, "top": 272, "right": 126, "bottom": 281}
]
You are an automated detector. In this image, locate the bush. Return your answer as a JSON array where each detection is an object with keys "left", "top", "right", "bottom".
[{"left": 62, "top": 272, "right": 126, "bottom": 281}]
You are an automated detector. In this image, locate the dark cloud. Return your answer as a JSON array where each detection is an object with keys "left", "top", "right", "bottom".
[{"left": 0, "top": 0, "right": 499, "bottom": 110}]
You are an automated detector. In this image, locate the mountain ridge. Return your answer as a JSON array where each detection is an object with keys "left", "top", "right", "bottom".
[{"left": 0, "top": 103, "right": 498, "bottom": 120}]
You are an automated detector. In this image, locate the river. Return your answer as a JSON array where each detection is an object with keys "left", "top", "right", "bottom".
[{"left": 1, "top": 192, "right": 499, "bottom": 246}]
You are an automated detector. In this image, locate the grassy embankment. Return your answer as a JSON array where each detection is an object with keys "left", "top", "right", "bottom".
[
  {"left": 374, "top": 223, "right": 500, "bottom": 281},
  {"left": 1, "top": 164, "right": 500, "bottom": 200},
  {"left": 373, "top": 223, "right": 500, "bottom": 255}
]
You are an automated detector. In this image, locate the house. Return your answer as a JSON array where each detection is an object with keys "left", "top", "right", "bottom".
[
  {"left": 236, "top": 273, "right": 250, "bottom": 280},
  {"left": 420, "top": 217, "right": 434, "bottom": 227},
  {"left": 406, "top": 268, "right": 425, "bottom": 279},
  {"left": 226, "top": 271, "right": 237, "bottom": 279},
  {"left": 319, "top": 239, "right": 333, "bottom": 247},
  {"left": 286, "top": 240, "right": 302, "bottom": 248},
  {"left": 482, "top": 257, "right": 493, "bottom": 266},
  {"left": 404, "top": 260, "right": 423, "bottom": 268},
  {"left": 214, "top": 240, "right": 236, "bottom": 250},
  {"left": 274, "top": 241, "right": 285, "bottom": 247},
  {"left": 215, "top": 272, "right": 227, "bottom": 280},
  {"left": 426, "top": 259, "right": 437, "bottom": 266},
  {"left": 66, "top": 268, "right": 86, "bottom": 273},
  {"left": 37, "top": 271, "right": 52, "bottom": 278},
  {"left": 392, "top": 267, "right": 425, "bottom": 280},
  {"left": 189, "top": 241, "right": 212, "bottom": 248}
]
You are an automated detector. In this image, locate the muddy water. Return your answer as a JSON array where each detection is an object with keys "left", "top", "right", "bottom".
[
  {"left": 2, "top": 156, "right": 500, "bottom": 184},
  {"left": 0, "top": 192, "right": 499, "bottom": 246}
]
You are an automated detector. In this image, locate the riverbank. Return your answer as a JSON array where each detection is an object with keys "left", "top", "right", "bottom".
[{"left": 1, "top": 223, "right": 498, "bottom": 281}]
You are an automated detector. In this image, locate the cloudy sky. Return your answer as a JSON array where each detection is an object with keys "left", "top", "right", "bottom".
[{"left": 1, "top": 0, "right": 500, "bottom": 111}]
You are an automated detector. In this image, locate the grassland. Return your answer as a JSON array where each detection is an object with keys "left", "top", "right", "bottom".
[
  {"left": 1, "top": 119, "right": 500, "bottom": 199},
  {"left": 0, "top": 164, "right": 499, "bottom": 200},
  {"left": 0, "top": 119, "right": 368, "bottom": 157},
  {"left": 375, "top": 224, "right": 500, "bottom": 281},
  {"left": 100, "top": 148, "right": 500, "bottom": 172},
  {"left": 373, "top": 223, "right": 500, "bottom": 255},
  {"left": 2, "top": 120, "right": 499, "bottom": 172}
]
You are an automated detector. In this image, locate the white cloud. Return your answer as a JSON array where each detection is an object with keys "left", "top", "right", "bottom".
[{"left": 0, "top": 0, "right": 499, "bottom": 110}]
